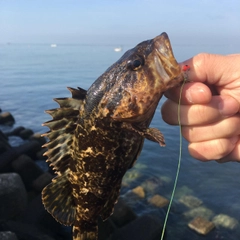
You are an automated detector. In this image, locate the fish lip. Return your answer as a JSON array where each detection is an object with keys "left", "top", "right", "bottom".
[{"left": 153, "top": 32, "right": 181, "bottom": 84}]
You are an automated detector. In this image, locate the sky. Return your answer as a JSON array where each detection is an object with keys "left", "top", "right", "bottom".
[{"left": 1, "top": 0, "right": 240, "bottom": 46}]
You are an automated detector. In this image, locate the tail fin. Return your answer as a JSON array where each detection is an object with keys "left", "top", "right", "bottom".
[{"left": 73, "top": 220, "right": 98, "bottom": 240}]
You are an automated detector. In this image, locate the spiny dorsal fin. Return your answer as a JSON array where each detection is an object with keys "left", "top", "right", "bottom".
[
  {"left": 42, "top": 87, "right": 87, "bottom": 174},
  {"left": 67, "top": 86, "right": 87, "bottom": 100},
  {"left": 42, "top": 171, "right": 76, "bottom": 225}
]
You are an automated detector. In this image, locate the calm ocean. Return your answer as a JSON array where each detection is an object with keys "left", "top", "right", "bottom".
[{"left": 1, "top": 41, "right": 240, "bottom": 239}]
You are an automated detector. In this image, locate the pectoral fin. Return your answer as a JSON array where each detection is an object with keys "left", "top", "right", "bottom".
[
  {"left": 144, "top": 128, "right": 165, "bottom": 146},
  {"left": 122, "top": 123, "right": 165, "bottom": 146}
]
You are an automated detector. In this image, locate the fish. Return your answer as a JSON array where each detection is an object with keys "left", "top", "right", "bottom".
[{"left": 41, "top": 32, "right": 184, "bottom": 240}]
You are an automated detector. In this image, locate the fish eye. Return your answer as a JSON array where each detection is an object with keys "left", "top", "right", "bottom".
[
  {"left": 132, "top": 59, "right": 142, "bottom": 68},
  {"left": 127, "top": 56, "right": 144, "bottom": 71}
]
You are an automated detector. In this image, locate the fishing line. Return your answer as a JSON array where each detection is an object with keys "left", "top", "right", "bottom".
[{"left": 160, "top": 67, "right": 189, "bottom": 240}]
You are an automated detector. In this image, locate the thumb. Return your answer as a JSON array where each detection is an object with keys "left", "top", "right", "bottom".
[{"left": 179, "top": 53, "right": 237, "bottom": 86}]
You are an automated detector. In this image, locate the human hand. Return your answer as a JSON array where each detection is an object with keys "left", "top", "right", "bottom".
[{"left": 161, "top": 53, "right": 240, "bottom": 163}]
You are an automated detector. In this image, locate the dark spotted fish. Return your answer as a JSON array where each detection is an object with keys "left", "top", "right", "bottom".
[{"left": 41, "top": 32, "right": 184, "bottom": 240}]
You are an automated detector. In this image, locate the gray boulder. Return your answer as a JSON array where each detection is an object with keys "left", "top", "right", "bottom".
[{"left": 0, "top": 173, "right": 27, "bottom": 221}]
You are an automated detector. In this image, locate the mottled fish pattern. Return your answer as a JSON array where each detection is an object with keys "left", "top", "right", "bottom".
[{"left": 42, "top": 32, "right": 184, "bottom": 240}]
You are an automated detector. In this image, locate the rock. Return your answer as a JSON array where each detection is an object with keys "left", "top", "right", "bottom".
[
  {"left": 0, "top": 130, "right": 9, "bottom": 141},
  {"left": 22, "top": 194, "right": 71, "bottom": 240},
  {"left": 141, "top": 177, "right": 163, "bottom": 194},
  {"left": 19, "top": 128, "right": 34, "bottom": 140},
  {"left": 6, "top": 126, "right": 25, "bottom": 137},
  {"left": 98, "top": 218, "right": 116, "bottom": 240},
  {"left": 29, "top": 133, "right": 47, "bottom": 146},
  {"left": 188, "top": 216, "right": 215, "bottom": 235},
  {"left": 212, "top": 214, "right": 239, "bottom": 230},
  {"left": 0, "top": 112, "right": 15, "bottom": 126},
  {"left": 0, "top": 173, "right": 27, "bottom": 221},
  {"left": 36, "top": 148, "right": 47, "bottom": 160},
  {"left": 23, "top": 194, "right": 65, "bottom": 234},
  {"left": 17, "top": 140, "right": 42, "bottom": 159},
  {"left": 148, "top": 194, "right": 169, "bottom": 208},
  {"left": 110, "top": 197, "right": 137, "bottom": 228},
  {"left": 12, "top": 155, "right": 44, "bottom": 190},
  {"left": 178, "top": 195, "right": 203, "bottom": 208},
  {"left": 131, "top": 186, "right": 145, "bottom": 198},
  {"left": 0, "top": 140, "right": 42, "bottom": 171},
  {"left": 183, "top": 206, "right": 215, "bottom": 220},
  {"left": 110, "top": 214, "right": 163, "bottom": 240},
  {"left": 0, "top": 130, "right": 11, "bottom": 154},
  {"left": 32, "top": 172, "right": 53, "bottom": 192},
  {"left": 122, "top": 169, "right": 142, "bottom": 185},
  {"left": 133, "top": 162, "right": 147, "bottom": 170},
  {"left": 175, "top": 185, "right": 194, "bottom": 199},
  {"left": 1, "top": 221, "right": 57, "bottom": 240},
  {"left": 0, "top": 231, "right": 18, "bottom": 240}
]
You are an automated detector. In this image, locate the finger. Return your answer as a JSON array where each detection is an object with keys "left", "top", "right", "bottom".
[
  {"left": 180, "top": 53, "right": 240, "bottom": 86},
  {"left": 217, "top": 138, "right": 240, "bottom": 163},
  {"left": 164, "top": 82, "right": 212, "bottom": 105},
  {"left": 188, "top": 136, "right": 239, "bottom": 161},
  {"left": 161, "top": 95, "right": 239, "bottom": 125},
  {"left": 181, "top": 114, "right": 240, "bottom": 142}
]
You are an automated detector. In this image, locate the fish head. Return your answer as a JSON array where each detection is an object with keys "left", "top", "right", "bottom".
[{"left": 92, "top": 32, "right": 184, "bottom": 123}]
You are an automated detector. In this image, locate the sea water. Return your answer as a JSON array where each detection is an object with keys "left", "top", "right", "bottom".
[{"left": 1, "top": 42, "right": 240, "bottom": 239}]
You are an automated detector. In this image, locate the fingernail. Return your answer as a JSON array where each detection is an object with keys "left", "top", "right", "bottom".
[
  {"left": 185, "top": 86, "right": 206, "bottom": 103},
  {"left": 218, "top": 97, "right": 239, "bottom": 116}
]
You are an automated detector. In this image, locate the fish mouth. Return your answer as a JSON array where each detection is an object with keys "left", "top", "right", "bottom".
[{"left": 153, "top": 32, "right": 182, "bottom": 88}]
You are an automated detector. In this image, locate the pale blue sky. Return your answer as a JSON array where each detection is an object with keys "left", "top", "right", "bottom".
[{"left": 1, "top": 0, "right": 240, "bottom": 46}]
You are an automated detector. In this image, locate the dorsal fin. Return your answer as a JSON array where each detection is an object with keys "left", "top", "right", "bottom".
[
  {"left": 42, "top": 87, "right": 87, "bottom": 174},
  {"left": 67, "top": 87, "right": 87, "bottom": 100}
]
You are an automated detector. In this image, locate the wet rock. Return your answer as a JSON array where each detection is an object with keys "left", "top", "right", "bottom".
[
  {"left": 148, "top": 194, "right": 169, "bottom": 208},
  {"left": 110, "top": 214, "right": 163, "bottom": 240},
  {"left": 110, "top": 197, "right": 137, "bottom": 228},
  {"left": 159, "top": 176, "right": 172, "bottom": 185},
  {"left": 2, "top": 221, "right": 57, "bottom": 240},
  {"left": 0, "top": 140, "right": 42, "bottom": 170},
  {"left": 23, "top": 194, "right": 65, "bottom": 235},
  {"left": 141, "top": 177, "right": 163, "bottom": 194},
  {"left": 0, "top": 112, "right": 15, "bottom": 126},
  {"left": 212, "top": 214, "right": 239, "bottom": 230},
  {"left": 6, "top": 126, "right": 25, "bottom": 137},
  {"left": 29, "top": 133, "right": 47, "bottom": 146},
  {"left": 179, "top": 195, "right": 203, "bottom": 208},
  {"left": 175, "top": 185, "right": 194, "bottom": 199},
  {"left": 183, "top": 206, "right": 215, "bottom": 220},
  {"left": 0, "top": 173, "right": 27, "bottom": 221},
  {"left": 36, "top": 148, "right": 47, "bottom": 160},
  {"left": 12, "top": 155, "right": 43, "bottom": 190},
  {"left": 32, "top": 172, "right": 53, "bottom": 192},
  {"left": 0, "top": 130, "right": 8, "bottom": 141},
  {"left": 19, "top": 128, "right": 34, "bottom": 140},
  {"left": 133, "top": 162, "right": 147, "bottom": 170},
  {"left": 131, "top": 186, "right": 145, "bottom": 198},
  {"left": 188, "top": 216, "right": 215, "bottom": 235},
  {"left": 0, "top": 130, "right": 11, "bottom": 154},
  {"left": 98, "top": 218, "right": 116, "bottom": 240},
  {"left": 18, "top": 140, "right": 42, "bottom": 159},
  {"left": 122, "top": 169, "right": 142, "bottom": 185},
  {"left": 0, "top": 231, "right": 18, "bottom": 240}
]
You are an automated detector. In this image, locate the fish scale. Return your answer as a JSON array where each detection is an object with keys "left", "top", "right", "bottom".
[{"left": 41, "top": 32, "right": 184, "bottom": 240}]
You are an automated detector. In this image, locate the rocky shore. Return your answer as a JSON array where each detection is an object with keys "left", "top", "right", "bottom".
[{"left": 0, "top": 109, "right": 239, "bottom": 240}]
